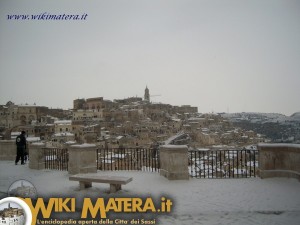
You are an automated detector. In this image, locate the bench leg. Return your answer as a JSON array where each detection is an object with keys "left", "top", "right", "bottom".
[
  {"left": 110, "top": 184, "right": 121, "bottom": 193},
  {"left": 79, "top": 181, "right": 92, "bottom": 189}
]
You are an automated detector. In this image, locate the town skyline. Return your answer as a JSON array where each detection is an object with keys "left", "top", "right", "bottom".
[
  {"left": 1, "top": 87, "right": 299, "bottom": 117},
  {"left": 1, "top": 0, "right": 300, "bottom": 116},
  {"left": 1, "top": 90, "right": 300, "bottom": 117}
]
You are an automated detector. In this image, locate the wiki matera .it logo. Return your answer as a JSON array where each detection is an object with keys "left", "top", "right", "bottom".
[{"left": 0, "top": 197, "right": 32, "bottom": 225}]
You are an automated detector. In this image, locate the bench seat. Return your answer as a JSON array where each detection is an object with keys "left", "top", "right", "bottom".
[{"left": 69, "top": 173, "right": 133, "bottom": 193}]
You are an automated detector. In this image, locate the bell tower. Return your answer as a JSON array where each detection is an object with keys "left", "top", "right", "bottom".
[{"left": 144, "top": 86, "right": 150, "bottom": 102}]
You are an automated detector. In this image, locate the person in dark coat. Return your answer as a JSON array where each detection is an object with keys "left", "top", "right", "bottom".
[{"left": 15, "top": 131, "right": 27, "bottom": 165}]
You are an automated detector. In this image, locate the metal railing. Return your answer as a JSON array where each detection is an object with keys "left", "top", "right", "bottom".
[
  {"left": 42, "top": 147, "right": 258, "bottom": 179},
  {"left": 97, "top": 148, "right": 160, "bottom": 172},
  {"left": 44, "top": 148, "right": 68, "bottom": 171},
  {"left": 189, "top": 149, "right": 258, "bottom": 178}
]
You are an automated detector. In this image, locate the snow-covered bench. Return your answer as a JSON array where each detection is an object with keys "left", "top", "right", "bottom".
[{"left": 69, "top": 173, "right": 133, "bottom": 193}]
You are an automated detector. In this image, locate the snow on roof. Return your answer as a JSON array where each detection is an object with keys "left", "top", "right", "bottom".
[
  {"left": 71, "top": 143, "right": 96, "bottom": 148},
  {"left": 212, "top": 145, "right": 235, "bottom": 149},
  {"left": 244, "top": 145, "right": 258, "bottom": 150},
  {"left": 18, "top": 104, "right": 40, "bottom": 107},
  {"left": 84, "top": 124, "right": 99, "bottom": 128},
  {"left": 161, "top": 144, "right": 188, "bottom": 149},
  {"left": 188, "top": 117, "right": 205, "bottom": 121},
  {"left": 31, "top": 142, "right": 45, "bottom": 146},
  {"left": 27, "top": 137, "right": 41, "bottom": 142},
  {"left": 196, "top": 148, "right": 210, "bottom": 151},
  {"left": 54, "top": 132, "right": 74, "bottom": 137},
  {"left": 164, "top": 132, "right": 186, "bottom": 145},
  {"left": 54, "top": 120, "right": 72, "bottom": 125}
]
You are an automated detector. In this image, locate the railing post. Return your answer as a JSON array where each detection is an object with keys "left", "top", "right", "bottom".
[
  {"left": 68, "top": 144, "right": 97, "bottom": 175},
  {"left": 159, "top": 145, "right": 189, "bottom": 180},
  {"left": 258, "top": 143, "right": 300, "bottom": 180},
  {"left": 0, "top": 140, "right": 16, "bottom": 161},
  {"left": 29, "top": 143, "right": 46, "bottom": 170}
]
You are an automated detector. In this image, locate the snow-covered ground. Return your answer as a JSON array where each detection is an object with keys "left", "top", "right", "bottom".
[{"left": 0, "top": 161, "right": 300, "bottom": 225}]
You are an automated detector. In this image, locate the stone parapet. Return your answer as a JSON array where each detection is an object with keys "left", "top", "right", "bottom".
[
  {"left": 29, "top": 143, "right": 46, "bottom": 170},
  {"left": 159, "top": 145, "right": 189, "bottom": 180},
  {"left": 0, "top": 140, "right": 16, "bottom": 161},
  {"left": 258, "top": 143, "right": 300, "bottom": 181},
  {"left": 68, "top": 144, "right": 97, "bottom": 175}
]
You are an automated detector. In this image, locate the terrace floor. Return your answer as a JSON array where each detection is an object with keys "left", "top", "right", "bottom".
[{"left": 0, "top": 161, "right": 300, "bottom": 225}]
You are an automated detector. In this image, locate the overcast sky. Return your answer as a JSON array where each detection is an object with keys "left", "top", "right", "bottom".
[
  {"left": 0, "top": 0, "right": 299, "bottom": 115},
  {"left": 0, "top": 202, "right": 21, "bottom": 210}
]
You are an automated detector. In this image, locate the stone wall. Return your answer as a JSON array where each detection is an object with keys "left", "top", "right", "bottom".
[
  {"left": 0, "top": 140, "right": 16, "bottom": 160},
  {"left": 258, "top": 143, "right": 300, "bottom": 181},
  {"left": 159, "top": 145, "right": 189, "bottom": 180}
]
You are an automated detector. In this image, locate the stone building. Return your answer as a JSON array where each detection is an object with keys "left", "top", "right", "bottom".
[
  {"left": 51, "top": 132, "right": 75, "bottom": 144},
  {"left": 0, "top": 102, "right": 47, "bottom": 129},
  {"left": 85, "top": 97, "right": 104, "bottom": 110},
  {"left": 114, "top": 97, "right": 142, "bottom": 104},
  {"left": 73, "top": 98, "right": 86, "bottom": 110},
  {"left": 0, "top": 102, "right": 69, "bottom": 140},
  {"left": 173, "top": 105, "right": 198, "bottom": 114},
  {"left": 144, "top": 86, "right": 150, "bottom": 102},
  {"left": 72, "top": 109, "right": 103, "bottom": 122},
  {"left": 54, "top": 120, "right": 72, "bottom": 133}
]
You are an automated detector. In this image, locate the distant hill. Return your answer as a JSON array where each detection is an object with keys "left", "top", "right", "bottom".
[
  {"left": 290, "top": 112, "right": 300, "bottom": 120},
  {"left": 221, "top": 112, "right": 300, "bottom": 143},
  {"left": 222, "top": 112, "right": 300, "bottom": 124}
]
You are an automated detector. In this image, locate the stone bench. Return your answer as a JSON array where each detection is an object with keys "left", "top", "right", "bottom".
[{"left": 69, "top": 173, "right": 133, "bottom": 193}]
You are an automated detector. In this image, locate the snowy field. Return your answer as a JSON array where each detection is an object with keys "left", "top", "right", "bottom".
[{"left": 0, "top": 161, "right": 300, "bottom": 225}]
